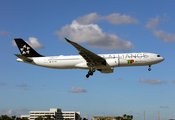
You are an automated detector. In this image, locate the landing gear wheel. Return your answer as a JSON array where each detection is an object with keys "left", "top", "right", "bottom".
[
  {"left": 148, "top": 68, "right": 151, "bottom": 71},
  {"left": 86, "top": 74, "right": 89, "bottom": 78},
  {"left": 90, "top": 72, "right": 93, "bottom": 76},
  {"left": 148, "top": 65, "right": 151, "bottom": 71},
  {"left": 86, "top": 66, "right": 96, "bottom": 78},
  {"left": 88, "top": 71, "right": 92, "bottom": 74}
]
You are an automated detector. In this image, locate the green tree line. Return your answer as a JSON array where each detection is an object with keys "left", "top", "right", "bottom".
[
  {"left": 0, "top": 115, "right": 56, "bottom": 120},
  {"left": 0, "top": 114, "right": 133, "bottom": 120},
  {"left": 97, "top": 114, "right": 133, "bottom": 120},
  {"left": 0, "top": 115, "right": 28, "bottom": 120}
]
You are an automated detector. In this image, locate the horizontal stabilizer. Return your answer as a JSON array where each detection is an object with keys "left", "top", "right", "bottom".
[{"left": 14, "top": 54, "right": 33, "bottom": 62}]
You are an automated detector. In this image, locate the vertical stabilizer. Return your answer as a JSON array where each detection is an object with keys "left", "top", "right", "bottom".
[{"left": 14, "top": 38, "right": 44, "bottom": 57}]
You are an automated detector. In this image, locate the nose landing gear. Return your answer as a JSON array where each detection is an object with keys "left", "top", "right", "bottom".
[{"left": 148, "top": 65, "right": 151, "bottom": 71}]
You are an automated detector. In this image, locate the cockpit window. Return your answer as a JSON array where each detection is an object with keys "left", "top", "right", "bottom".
[{"left": 157, "top": 55, "right": 161, "bottom": 57}]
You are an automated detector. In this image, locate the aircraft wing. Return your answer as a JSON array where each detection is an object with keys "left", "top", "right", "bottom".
[
  {"left": 65, "top": 38, "right": 106, "bottom": 66},
  {"left": 14, "top": 54, "right": 33, "bottom": 62}
]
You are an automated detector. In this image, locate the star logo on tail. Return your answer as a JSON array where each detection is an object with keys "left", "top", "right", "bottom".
[{"left": 20, "top": 45, "right": 30, "bottom": 55}]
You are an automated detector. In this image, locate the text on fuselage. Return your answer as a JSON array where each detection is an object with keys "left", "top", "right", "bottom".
[{"left": 100, "top": 53, "right": 149, "bottom": 59}]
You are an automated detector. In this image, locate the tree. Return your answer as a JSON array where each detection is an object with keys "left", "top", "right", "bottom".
[
  {"left": 22, "top": 118, "right": 29, "bottom": 120},
  {"left": 127, "top": 115, "right": 130, "bottom": 120},
  {"left": 11, "top": 116, "right": 16, "bottom": 120},
  {"left": 115, "top": 117, "right": 120, "bottom": 120},
  {"left": 0, "top": 115, "right": 28, "bottom": 120},
  {"left": 35, "top": 116, "right": 43, "bottom": 120},
  {"left": 115, "top": 117, "right": 123, "bottom": 120},
  {"left": 83, "top": 118, "right": 88, "bottom": 120},
  {"left": 121, "top": 114, "right": 133, "bottom": 120},
  {"left": 97, "top": 118, "right": 106, "bottom": 120},
  {"left": 44, "top": 115, "right": 52, "bottom": 120},
  {"left": 0, "top": 115, "right": 11, "bottom": 120},
  {"left": 16, "top": 117, "right": 22, "bottom": 120},
  {"left": 122, "top": 114, "right": 127, "bottom": 120}
]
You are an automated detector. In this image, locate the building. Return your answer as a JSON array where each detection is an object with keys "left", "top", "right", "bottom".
[{"left": 21, "top": 108, "right": 80, "bottom": 120}]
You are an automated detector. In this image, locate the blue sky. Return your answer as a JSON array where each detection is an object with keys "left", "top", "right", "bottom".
[{"left": 1, "top": 0, "right": 175, "bottom": 120}]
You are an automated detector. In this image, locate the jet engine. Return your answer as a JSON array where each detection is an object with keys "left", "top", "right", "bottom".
[{"left": 98, "top": 68, "right": 114, "bottom": 73}]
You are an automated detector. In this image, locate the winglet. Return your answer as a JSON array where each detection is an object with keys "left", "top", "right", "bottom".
[{"left": 65, "top": 38, "right": 71, "bottom": 42}]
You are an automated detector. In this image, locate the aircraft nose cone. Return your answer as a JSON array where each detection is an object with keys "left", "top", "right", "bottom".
[{"left": 161, "top": 57, "right": 164, "bottom": 61}]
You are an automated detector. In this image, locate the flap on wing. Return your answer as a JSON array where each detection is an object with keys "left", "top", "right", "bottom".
[
  {"left": 65, "top": 38, "right": 106, "bottom": 66},
  {"left": 14, "top": 54, "right": 33, "bottom": 62}
]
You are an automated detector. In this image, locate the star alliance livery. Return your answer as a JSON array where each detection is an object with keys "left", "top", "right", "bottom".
[{"left": 14, "top": 38, "right": 164, "bottom": 78}]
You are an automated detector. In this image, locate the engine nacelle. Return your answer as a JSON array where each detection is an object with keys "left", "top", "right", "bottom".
[
  {"left": 106, "top": 59, "right": 118, "bottom": 67},
  {"left": 98, "top": 68, "right": 114, "bottom": 73}
]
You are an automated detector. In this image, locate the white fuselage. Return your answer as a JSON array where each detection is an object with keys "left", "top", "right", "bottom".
[{"left": 17, "top": 53, "right": 164, "bottom": 70}]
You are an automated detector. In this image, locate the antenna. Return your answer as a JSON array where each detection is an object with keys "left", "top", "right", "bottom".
[
  {"left": 158, "top": 111, "right": 160, "bottom": 120},
  {"left": 144, "top": 111, "right": 145, "bottom": 120},
  {"left": 87, "top": 114, "right": 89, "bottom": 120}
]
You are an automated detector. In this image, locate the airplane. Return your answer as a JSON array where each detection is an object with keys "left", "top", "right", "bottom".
[{"left": 14, "top": 38, "right": 164, "bottom": 78}]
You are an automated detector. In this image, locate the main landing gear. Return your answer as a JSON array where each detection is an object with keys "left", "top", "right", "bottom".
[
  {"left": 86, "top": 67, "right": 96, "bottom": 78},
  {"left": 148, "top": 65, "right": 151, "bottom": 71}
]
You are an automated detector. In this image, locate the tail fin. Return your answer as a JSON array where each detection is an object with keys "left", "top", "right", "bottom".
[{"left": 14, "top": 38, "right": 44, "bottom": 57}]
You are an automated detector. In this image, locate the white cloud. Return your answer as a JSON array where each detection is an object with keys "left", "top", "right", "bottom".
[
  {"left": 145, "top": 15, "right": 159, "bottom": 29},
  {"left": 103, "top": 13, "right": 139, "bottom": 25},
  {"left": 145, "top": 15, "right": 175, "bottom": 43},
  {"left": 0, "top": 31, "right": 10, "bottom": 35},
  {"left": 76, "top": 12, "right": 100, "bottom": 24},
  {"left": 159, "top": 106, "right": 169, "bottom": 108},
  {"left": 0, "top": 108, "right": 30, "bottom": 116},
  {"left": 16, "top": 84, "right": 28, "bottom": 87},
  {"left": 76, "top": 13, "right": 139, "bottom": 25},
  {"left": 0, "top": 83, "right": 7, "bottom": 85},
  {"left": 172, "top": 80, "right": 175, "bottom": 83},
  {"left": 139, "top": 77, "right": 167, "bottom": 84},
  {"left": 7, "top": 109, "right": 13, "bottom": 115},
  {"left": 12, "top": 40, "right": 16, "bottom": 46},
  {"left": 153, "top": 29, "right": 175, "bottom": 42},
  {"left": 27, "top": 37, "right": 44, "bottom": 49},
  {"left": 69, "top": 87, "right": 87, "bottom": 93},
  {"left": 55, "top": 13, "right": 137, "bottom": 51},
  {"left": 54, "top": 20, "right": 134, "bottom": 51},
  {"left": 117, "top": 78, "right": 123, "bottom": 80},
  {"left": 12, "top": 37, "right": 44, "bottom": 49},
  {"left": 163, "top": 13, "right": 170, "bottom": 21},
  {"left": 16, "top": 107, "right": 30, "bottom": 112},
  {"left": 0, "top": 109, "right": 19, "bottom": 116}
]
